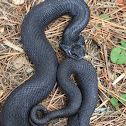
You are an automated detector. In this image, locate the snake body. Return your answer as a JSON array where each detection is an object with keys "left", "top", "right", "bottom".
[{"left": 0, "top": 0, "right": 98, "bottom": 126}]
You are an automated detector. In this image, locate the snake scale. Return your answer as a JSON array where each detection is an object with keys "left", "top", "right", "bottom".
[{"left": 0, "top": 0, "right": 98, "bottom": 126}]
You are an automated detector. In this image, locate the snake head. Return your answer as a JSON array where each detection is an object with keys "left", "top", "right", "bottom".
[{"left": 60, "top": 35, "right": 86, "bottom": 60}]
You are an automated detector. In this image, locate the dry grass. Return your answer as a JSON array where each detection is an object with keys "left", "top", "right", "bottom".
[{"left": 0, "top": 0, "right": 126, "bottom": 125}]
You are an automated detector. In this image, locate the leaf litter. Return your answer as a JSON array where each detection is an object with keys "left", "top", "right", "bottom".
[{"left": 0, "top": 0, "right": 126, "bottom": 125}]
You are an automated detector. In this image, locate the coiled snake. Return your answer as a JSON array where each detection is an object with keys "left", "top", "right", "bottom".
[{"left": 0, "top": 0, "right": 98, "bottom": 125}]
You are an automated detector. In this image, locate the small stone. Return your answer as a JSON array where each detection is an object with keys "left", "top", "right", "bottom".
[
  {"left": 12, "top": 0, "right": 25, "bottom": 5},
  {"left": 13, "top": 56, "right": 26, "bottom": 69}
]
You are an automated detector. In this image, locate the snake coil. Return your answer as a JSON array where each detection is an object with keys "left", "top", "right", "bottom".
[{"left": 0, "top": 0, "right": 98, "bottom": 126}]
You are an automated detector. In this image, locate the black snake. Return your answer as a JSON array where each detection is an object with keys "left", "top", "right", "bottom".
[{"left": 0, "top": 0, "right": 98, "bottom": 125}]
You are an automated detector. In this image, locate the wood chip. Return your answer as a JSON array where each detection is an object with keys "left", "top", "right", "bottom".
[
  {"left": 0, "top": 27, "right": 4, "bottom": 33},
  {"left": 3, "top": 40, "right": 24, "bottom": 53},
  {"left": 0, "top": 90, "right": 4, "bottom": 97},
  {"left": 12, "top": 0, "right": 25, "bottom": 5},
  {"left": 112, "top": 73, "right": 126, "bottom": 85}
]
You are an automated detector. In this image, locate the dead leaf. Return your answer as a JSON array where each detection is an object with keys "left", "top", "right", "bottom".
[
  {"left": 26, "top": 67, "right": 34, "bottom": 73},
  {"left": 13, "top": 56, "right": 26, "bottom": 69}
]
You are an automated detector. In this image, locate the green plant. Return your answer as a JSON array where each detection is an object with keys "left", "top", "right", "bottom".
[
  {"left": 110, "top": 40, "right": 126, "bottom": 64},
  {"left": 110, "top": 97, "right": 120, "bottom": 110},
  {"left": 119, "top": 94, "right": 126, "bottom": 103},
  {"left": 110, "top": 94, "right": 126, "bottom": 109}
]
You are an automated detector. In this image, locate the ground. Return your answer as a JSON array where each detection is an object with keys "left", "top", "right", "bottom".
[{"left": 0, "top": 0, "right": 126, "bottom": 126}]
